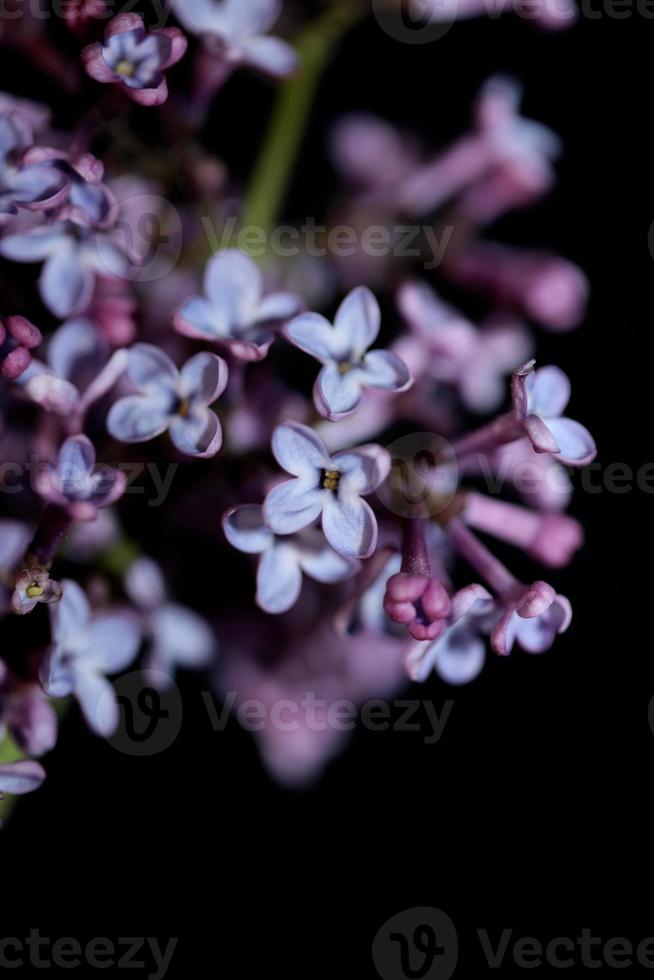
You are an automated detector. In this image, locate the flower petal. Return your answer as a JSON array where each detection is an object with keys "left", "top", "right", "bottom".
[
  {"left": 0, "top": 223, "right": 67, "bottom": 262},
  {"left": 203, "top": 250, "right": 262, "bottom": 329},
  {"left": 256, "top": 542, "right": 302, "bottom": 613},
  {"left": 264, "top": 479, "right": 324, "bottom": 535},
  {"left": 150, "top": 604, "right": 214, "bottom": 669},
  {"left": 322, "top": 493, "right": 378, "bottom": 559},
  {"left": 548, "top": 417, "right": 597, "bottom": 466},
  {"left": 107, "top": 393, "right": 172, "bottom": 443},
  {"left": 258, "top": 291, "right": 302, "bottom": 322},
  {"left": 524, "top": 413, "right": 561, "bottom": 454},
  {"left": 179, "top": 351, "right": 228, "bottom": 406},
  {"left": 223, "top": 505, "right": 273, "bottom": 554},
  {"left": 127, "top": 342, "right": 178, "bottom": 393},
  {"left": 40, "top": 242, "right": 94, "bottom": 318},
  {"left": 332, "top": 444, "right": 391, "bottom": 496},
  {"left": 360, "top": 349, "right": 413, "bottom": 392},
  {"left": 298, "top": 541, "right": 360, "bottom": 583},
  {"left": 284, "top": 312, "right": 343, "bottom": 362},
  {"left": 314, "top": 363, "right": 362, "bottom": 420},
  {"left": 239, "top": 35, "right": 299, "bottom": 78},
  {"left": 174, "top": 297, "right": 225, "bottom": 340},
  {"left": 527, "top": 365, "right": 571, "bottom": 417},
  {"left": 74, "top": 667, "right": 118, "bottom": 737},
  {"left": 333, "top": 286, "right": 381, "bottom": 358},
  {"left": 271, "top": 421, "right": 328, "bottom": 477},
  {"left": 434, "top": 627, "right": 486, "bottom": 685},
  {"left": 169, "top": 407, "right": 223, "bottom": 458},
  {"left": 0, "top": 760, "right": 46, "bottom": 797}
]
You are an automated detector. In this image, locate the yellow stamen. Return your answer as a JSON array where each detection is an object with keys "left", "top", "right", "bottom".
[
  {"left": 338, "top": 361, "right": 352, "bottom": 375},
  {"left": 115, "top": 60, "right": 135, "bottom": 79},
  {"left": 322, "top": 469, "right": 341, "bottom": 492},
  {"left": 178, "top": 399, "right": 191, "bottom": 419},
  {"left": 26, "top": 584, "right": 44, "bottom": 599}
]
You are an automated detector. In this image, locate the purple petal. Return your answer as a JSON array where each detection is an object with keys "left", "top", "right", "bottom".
[
  {"left": 124, "top": 556, "right": 167, "bottom": 610},
  {"left": 172, "top": 0, "right": 223, "bottom": 33},
  {"left": 256, "top": 543, "right": 302, "bottom": 613},
  {"left": 0, "top": 222, "right": 66, "bottom": 261},
  {"left": 360, "top": 349, "right": 413, "bottom": 392},
  {"left": 527, "top": 365, "right": 571, "bottom": 417},
  {"left": 107, "top": 393, "right": 173, "bottom": 443},
  {"left": 57, "top": 434, "right": 95, "bottom": 487},
  {"left": 524, "top": 414, "right": 561, "bottom": 454},
  {"left": 271, "top": 421, "right": 328, "bottom": 477},
  {"left": 150, "top": 604, "right": 214, "bottom": 668},
  {"left": 174, "top": 296, "right": 225, "bottom": 341},
  {"left": 0, "top": 520, "right": 30, "bottom": 570},
  {"left": 314, "top": 363, "right": 362, "bottom": 420},
  {"left": 50, "top": 579, "right": 91, "bottom": 644},
  {"left": 47, "top": 318, "right": 105, "bottom": 383},
  {"left": 127, "top": 342, "right": 178, "bottom": 393},
  {"left": 285, "top": 312, "right": 343, "bottom": 362},
  {"left": 548, "top": 417, "right": 597, "bottom": 466},
  {"left": 222, "top": 0, "right": 282, "bottom": 35},
  {"left": 203, "top": 250, "right": 262, "bottom": 328},
  {"left": 169, "top": 407, "right": 223, "bottom": 458},
  {"left": 74, "top": 668, "right": 118, "bottom": 737},
  {"left": 82, "top": 41, "right": 119, "bottom": 83},
  {"left": 179, "top": 351, "right": 229, "bottom": 406},
  {"left": 127, "top": 79, "right": 169, "bottom": 108},
  {"left": 41, "top": 242, "right": 94, "bottom": 318},
  {"left": 85, "top": 613, "right": 142, "bottom": 673},
  {"left": 258, "top": 291, "right": 302, "bottom": 322},
  {"left": 333, "top": 286, "right": 381, "bottom": 357},
  {"left": 298, "top": 542, "right": 360, "bottom": 583},
  {"left": 0, "top": 760, "right": 46, "bottom": 798},
  {"left": 434, "top": 626, "right": 486, "bottom": 685},
  {"left": 322, "top": 494, "right": 378, "bottom": 559},
  {"left": 239, "top": 35, "right": 299, "bottom": 77},
  {"left": 332, "top": 444, "right": 391, "bottom": 496},
  {"left": 264, "top": 479, "right": 324, "bottom": 535},
  {"left": 223, "top": 505, "right": 273, "bottom": 554}
]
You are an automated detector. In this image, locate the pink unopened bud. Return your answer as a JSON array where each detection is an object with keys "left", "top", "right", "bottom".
[
  {"left": 384, "top": 572, "right": 452, "bottom": 641},
  {"left": 5, "top": 315, "right": 42, "bottom": 349},
  {"left": 1, "top": 346, "right": 31, "bottom": 380}
]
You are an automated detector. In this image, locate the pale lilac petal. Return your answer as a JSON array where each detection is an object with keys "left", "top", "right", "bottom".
[
  {"left": 74, "top": 668, "right": 118, "bottom": 737},
  {"left": 333, "top": 444, "right": 391, "bottom": 496},
  {"left": 284, "top": 312, "right": 343, "bottom": 362},
  {"left": 179, "top": 351, "right": 228, "bottom": 405},
  {"left": 85, "top": 613, "right": 142, "bottom": 673},
  {"left": 404, "top": 640, "right": 438, "bottom": 683},
  {"left": 264, "top": 479, "right": 324, "bottom": 535},
  {"left": 0, "top": 223, "right": 66, "bottom": 262},
  {"left": 256, "top": 542, "right": 302, "bottom": 613},
  {"left": 41, "top": 243, "right": 94, "bottom": 318},
  {"left": 223, "top": 505, "right": 273, "bottom": 554},
  {"left": 174, "top": 297, "right": 225, "bottom": 340},
  {"left": 107, "top": 393, "right": 172, "bottom": 443},
  {"left": 314, "top": 363, "right": 362, "bottom": 419},
  {"left": 204, "top": 250, "right": 262, "bottom": 328},
  {"left": 322, "top": 494, "right": 378, "bottom": 559},
  {"left": 491, "top": 608, "right": 518, "bottom": 656},
  {"left": 50, "top": 579, "right": 91, "bottom": 644},
  {"left": 105, "top": 13, "right": 145, "bottom": 37},
  {"left": 0, "top": 760, "right": 45, "bottom": 797},
  {"left": 40, "top": 644, "right": 75, "bottom": 698},
  {"left": 57, "top": 434, "right": 95, "bottom": 485},
  {"left": 239, "top": 35, "right": 298, "bottom": 77},
  {"left": 434, "top": 628, "right": 486, "bottom": 685},
  {"left": 169, "top": 408, "right": 223, "bottom": 458},
  {"left": 333, "top": 286, "right": 381, "bottom": 357},
  {"left": 0, "top": 520, "right": 30, "bottom": 570},
  {"left": 451, "top": 583, "right": 493, "bottom": 623},
  {"left": 150, "top": 604, "right": 214, "bottom": 668},
  {"left": 124, "top": 556, "right": 167, "bottom": 610},
  {"left": 527, "top": 365, "right": 571, "bottom": 417},
  {"left": 173, "top": 0, "right": 223, "bottom": 33},
  {"left": 222, "top": 0, "right": 282, "bottom": 35},
  {"left": 524, "top": 414, "right": 561, "bottom": 454},
  {"left": 127, "top": 342, "right": 178, "bottom": 392},
  {"left": 47, "top": 318, "right": 105, "bottom": 382},
  {"left": 271, "top": 421, "right": 328, "bottom": 477},
  {"left": 548, "top": 417, "right": 597, "bottom": 465},
  {"left": 157, "top": 28, "right": 188, "bottom": 68},
  {"left": 298, "top": 544, "right": 360, "bottom": 583},
  {"left": 127, "top": 80, "right": 169, "bottom": 108},
  {"left": 515, "top": 596, "right": 571, "bottom": 653},
  {"left": 82, "top": 42, "right": 119, "bottom": 83},
  {"left": 360, "top": 349, "right": 413, "bottom": 391},
  {"left": 258, "top": 291, "right": 302, "bottom": 322}
]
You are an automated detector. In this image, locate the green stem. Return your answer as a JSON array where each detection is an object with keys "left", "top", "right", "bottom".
[
  {"left": 0, "top": 734, "right": 26, "bottom": 827},
  {"left": 240, "top": 3, "right": 362, "bottom": 239}
]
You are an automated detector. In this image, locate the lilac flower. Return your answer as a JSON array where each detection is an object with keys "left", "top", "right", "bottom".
[
  {"left": 124, "top": 556, "right": 215, "bottom": 687},
  {"left": 223, "top": 504, "right": 360, "bottom": 614},
  {"left": 405, "top": 584, "right": 494, "bottom": 684},
  {"left": 0, "top": 218, "right": 129, "bottom": 318},
  {"left": 174, "top": 249, "right": 302, "bottom": 362},
  {"left": 0, "top": 671, "right": 58, "bottom": 757},
  {"left": 397, "top": 280, "right": 531, "bottom": 413},
  {"left": 107, "top": 344, "right": 228, "bottom": 458},
  {"left": 263, "top": 422, "right": 391, "bottom": 559},
  {"left": 23, "top": 150, "right": 115, "bottom": 229},
  {"left": 0, "top": 111, "right": 69, "bottom": 226},
  {"left": 512, "top": 361, "right": 597, "bottom": 466},
  {"left": 36, "top": 434, "right": 127, "bottom": 521},
  {"left": 40, "top": 579, "right": 142, "bottom": 737},
  {"left": 11, "top": 567, "right": 63, "bottom": 615},
  {"left": 82, "top": 14, "right": 188, "bottom": 107},
  {"left": 491, "top": 584, "right": 572, "bottom": 657},
  {"left": 284, "top": 287, "right": 413, "bottom": 421},
  {"left": 174, "top": 0, "right": 298, "bottom": 78},
  {"left": 383, "top": 572, "right": 452, "bottom": 642},
  {"left": 0, "top": 760, "right": 46, "bottom": 800},
  {"left": 0, "top": 314, "right": 42, "bottom": 380}
]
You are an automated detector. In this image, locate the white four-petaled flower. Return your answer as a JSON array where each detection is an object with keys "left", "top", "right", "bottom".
[
  {"left": 284, "top": 286, "right": 413, "bottom": 420},
  {"left": 512, "top": 361, "right": 596, "bottom": 466},
  {"left": 263, "top": 421, "right": 391, "bottom": 559},
  {"left": 223, "top": 504, "right": 360, "bottom": 613},
  {"left": 107, "top": 343, "right": 228, "bottom": 458}
]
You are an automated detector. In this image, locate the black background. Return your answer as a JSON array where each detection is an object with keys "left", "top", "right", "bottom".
[{"left": 1, "top": 2, "right": 653, "bottom": 977}]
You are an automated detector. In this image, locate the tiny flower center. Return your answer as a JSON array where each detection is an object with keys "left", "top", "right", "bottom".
[
  {"left": 338, "top": 361, "right": 352, "bottom": 375},
  {"left": 26, "top": 583, "right": 44, "bottom": 599},
  {"left": 115, "top": 60, "right": 136, "bottom": 79},
  {"left": 321, "top": 469, "right": 341, "bottom": 492},
  {"left": 177, "top": 398, "right": 191, "bottom": 419}
]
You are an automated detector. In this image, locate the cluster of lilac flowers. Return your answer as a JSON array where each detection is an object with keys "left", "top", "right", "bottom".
[{"left": 0, "top": 0, "right": 594, "bottom": 802}]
